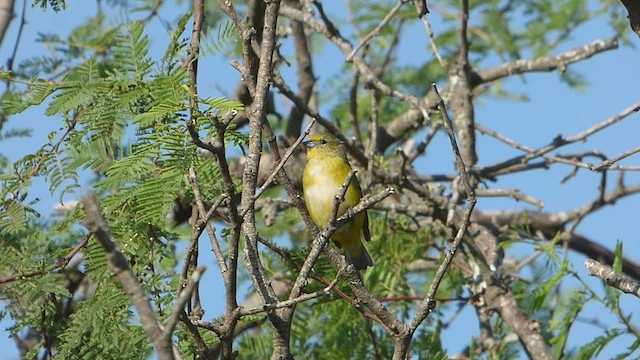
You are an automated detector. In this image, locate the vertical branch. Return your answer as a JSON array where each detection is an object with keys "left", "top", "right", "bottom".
[
  {"left": 184, "top": 113, "right": 244, "bottom": 357},
  {"left": 285, "top": 0, "right": 316, "bottom": 138},
  {"left": 5, "top": 0, "right": 25, "bottom": 75},
  {"left": 619, "top": 0, "right": 640, "bottom": 38},
  {"left": 367, "top": 87, "right": 379, "bottom": 187},
  {"left": 182, "top": 0, "right": 211, "bottom": 347},
  {"left": 449, "top": 0, "right": 477, "bottom": 172},
  {"left": 187, "top": 207, "right": 201, "bottom": 316},
  {"left": 234, "top": 1, "right": 294, "bottom": 359},
  {"left": 186, "top": 0, "right": 203, "bottom": 107},
  {"left": 184, "top": 2, "right": 245, "bottom": 358},
  {"left": 239, "top": 3, "right": 280, "bottom": 302},
  {"left": 349, "top": 73, "right": 363, "bottom": 144},
  {"left": 346, "top": 0, "right": 407, "bottom": 61}
]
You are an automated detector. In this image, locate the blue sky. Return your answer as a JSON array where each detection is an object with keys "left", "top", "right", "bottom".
[{"left": 1, "top": 1, "right": 639, "bottom": 359}]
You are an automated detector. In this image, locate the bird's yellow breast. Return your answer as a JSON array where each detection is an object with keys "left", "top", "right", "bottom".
[{"left": 302, "top": 156, "right": 363, "bottom": 233}]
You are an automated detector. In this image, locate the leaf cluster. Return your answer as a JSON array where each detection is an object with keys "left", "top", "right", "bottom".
[{"left": 0, "top": 15, "right": 243, "bottom": 358}]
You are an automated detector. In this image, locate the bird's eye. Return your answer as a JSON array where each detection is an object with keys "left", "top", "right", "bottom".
[{"left": 320, "top": 139, "right": 328, "bottom": 145}]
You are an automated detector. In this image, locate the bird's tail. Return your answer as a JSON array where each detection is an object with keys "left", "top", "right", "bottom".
[{"left": 345, "top": 244, "right": 373, "bottom": 270}]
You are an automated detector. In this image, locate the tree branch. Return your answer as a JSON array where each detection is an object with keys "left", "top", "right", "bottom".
[
  {"left": 83, "top": 193, "right": 174, "bottom": 360},
  {"left": 379, "top": 37, "right": 619, "bottom": 152},
  {"left": 619, "top": 0, "right": 640, "bottom": 38}
]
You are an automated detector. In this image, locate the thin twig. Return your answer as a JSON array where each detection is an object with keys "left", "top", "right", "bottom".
[
  {"left": 476, "top": 188, "right": 544, "bottom": 209},
  {"left": 187, "top": 168, "right": 229, "bottom": 275},
  {"left": 346, "top": 0, "right": 408, "bottom": 61},
  {"left": 6, "top": 0, "right": 27, "bottom": 73},
  {"left": 349, "top": 72, "right": 363, "bottom": 144},
  {"left": 236, "top": 0, "right": 287, "bottom": 356},
  {"left": 280, "top": 5, "right": 425, "bottom": 115},
  {"left": 480, "top": 100, "right": 640, "bottom": 177},
  {"left": 380, "top": 37, "right": 618, "bottom": 153},
  {"left": 164, "top": 267, "right": 206, "bottom": 337},
  {"left": 0, "top": 234, "right": 90, "bottom": 285},
  {"left": 409, "top": 83, "right": 477, "bottom": 331},
  {"left": 588, "top": 146, "right": 640, "bottom": 172},
  {"left": 254, "top": 118, "right": 316, "bottom": 200},
  {"left": 331, "top": 170, "right": 357, "bottom": 228},
  {"left": 412, "top": 0, "right": 446, "bottom": 68},
  {"left": 240, "top": 276, "right": 340, "bottom": 316}
]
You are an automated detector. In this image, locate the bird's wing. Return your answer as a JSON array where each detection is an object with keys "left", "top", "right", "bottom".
[
  {"left": 363, "top": 210, "right": 371, "bottom": 242},
  {"left": 352, "top": 175, "right": 372, "bottom": 242}
]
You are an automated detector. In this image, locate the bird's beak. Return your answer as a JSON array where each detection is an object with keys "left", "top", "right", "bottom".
[{"left": 303, "top": 140, "right": 316, "bottom": 148}]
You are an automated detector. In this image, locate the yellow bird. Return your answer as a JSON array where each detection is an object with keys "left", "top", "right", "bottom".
[{"left": 302, "top": 133, "right": 373, "bottom": 270}]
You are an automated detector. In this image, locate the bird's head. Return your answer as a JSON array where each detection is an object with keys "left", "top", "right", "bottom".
[{"left": 304, "top": 133, "right": 346, "bottom": 159}]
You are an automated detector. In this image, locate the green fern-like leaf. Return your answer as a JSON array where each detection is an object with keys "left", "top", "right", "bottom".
[
  {"left": 2, "top": 81, "right": 57, "bottom": 115},
  {"left": 57, "top": 281, "right": 151, "bottom": 359},
  {"left": 549, "top": 290, "right": 590, "bottom": 358},
  {"left": 0, "top": 200, "right": 29, "bottom": 235},
  {"left": 103, "top": 148, "right": 157, "bottom": 189},
  {"left": 134, "top": 170, "right": 184, "bottom": 224},
  {"left": 163, "top": 12, "right": 192, "bottom": 67},
  {"left": 613, "top": 240, "right": 623, "bottom": 272},
  {"left": 32, "top": 0, "right": 66, "bottom": 11},
  {"left": 529, "top": 260, "right": 568, "bottom": 314},
  {"left": 113, "top": 22, "right": 152, "bottom": 79},
  {"left": 201, "top": 96, "right": 244, "bottom": 113},
  {"left": 45, "top": 75, "right": 102, "bottom": 117},
  {"left": 575, "top": 329, "right": 622, "bottom": 359},
  {"left": 201, "top": 20, "right": 240, "bottom": 58},
  {"left": 83, "top": 239, "right": 110, "bottom": 281},
  {"left": 133, "top": 98, "right": 185, "bottom": 128},
  {"left": 42, "top": 149, "right": 80, "bottom": 198}
]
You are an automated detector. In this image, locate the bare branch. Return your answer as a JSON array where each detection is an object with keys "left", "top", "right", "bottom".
[
  {"left": 380, "top": 37, "right": 619, "bottom": 152},
  {"left": 286, "top": 0, "right": 316, "bottom": 138},
  {"left": 412, "top": 0, "right": 447, "bottom": 68},
  {"left": 348, "top": 72, "right": 363, "bottom": 144},
  {"left": 588, "top": 145, "right": 640, "bottom": 171},
  {"left": 476, "top": 188, "right": 544, "bottom": 209},
  {"left": 619, "top": 0, "right": 640, "bottom": 38},
  {"left": 0, "top": 234, "right": 89, "bottom": 285},
  {"left": 239, "top": 276, "right": 340, "bottom": 317},
  {"left": 346, "top": 0, "right": 407, "bottom": 61},
  {"left": 165, "top": 267, "right": 206, "bottom": 337},
  {"left": 484, "top": 286, "right": 554, "bottom": 360},
  {"left": 473, "top": 196, "right": 640, "bottom": 280},
  {"left": 0, "top": 0, "right": 14, "bottom": 49},
  {"left": 187, "top": 170, "right": 229, "bottom": 275},
  {"left": 280, "top": 4, "right": 427, "bottom": 117},
  {"left": 449, "top": 0, "right": 477, "bottom": 169},
  {"left": 585, "top": 259, "right": 640, "bottom": 298},
  {"left": 83, "top": 193, "right": 174, "bottom": 360},
  {"left": 480, "top": 100, "right": 640, "bottom": 178},
  {"left": 478, "top": 37, "right": 619, "bottom": 84},
  {"left": 367, "top": 88, "right": 379, "bottom": 186},
  {"left": 5, "top": 0, "right": 25, "bottom": 73}
]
